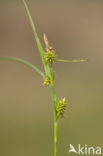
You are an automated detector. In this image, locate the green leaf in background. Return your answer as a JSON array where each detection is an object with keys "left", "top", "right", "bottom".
[{"left": 0, "top": 57, "right": 44, "bottom": 77}]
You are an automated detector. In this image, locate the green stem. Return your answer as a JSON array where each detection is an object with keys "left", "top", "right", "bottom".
[
  {"left": 49, "top": 84, "right": 57, "bottom": 120},
  {"left": 22, "top": 1, "right": 58, "bottom": 156},
  {"left": 49, "top": 82, "right": 58, "bottom": 156},
  {"left": 0, "top": 57, "right": 44, "bottom": 77},
  {"left": 54, "top": 121, "right": 58, "bottom": 156}
]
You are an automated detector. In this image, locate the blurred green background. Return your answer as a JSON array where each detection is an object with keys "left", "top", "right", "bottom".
[{"left": 0, "top": 0, "right": 103, "bottom": 156}]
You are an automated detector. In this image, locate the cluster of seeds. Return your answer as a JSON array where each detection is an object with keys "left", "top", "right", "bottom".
[
  {"left": 56, "top": 97, "right": 66, "bottom": 118},
  {"left": 43, "top": 76, "right": 50, "bottom": 86},
  {"left": 45, "top": 51, "right": 55, "bottom": 64}
]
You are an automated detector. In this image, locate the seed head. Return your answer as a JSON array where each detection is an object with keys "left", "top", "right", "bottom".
[
  {"left": 56, "top": 97, "right": 66, "bottom": 118},
  {"left": 45, "top": 51, "right": 55, "bottom": 64},
  {"left": 43, "top": 76, "right": 50, "bottom": 86}
]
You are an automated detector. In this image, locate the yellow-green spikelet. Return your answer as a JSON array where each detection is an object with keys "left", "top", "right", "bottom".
[
  {"left": 56, "top": 97, "right": 66, "bottom": 117},
  {"left": 43, "top": 76, "right": 50, "bottom": 86},
  {"left": 45, "top": 51, "right": 55, "bottom": 64}
]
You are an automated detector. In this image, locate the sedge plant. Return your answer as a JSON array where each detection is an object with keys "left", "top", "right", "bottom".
[{"left": 0, "top": 0, "right": 88, "bottom": 156}]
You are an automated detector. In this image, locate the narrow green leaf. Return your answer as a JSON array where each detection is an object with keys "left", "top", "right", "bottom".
[
  {"left": 22, "top": 0, "right": 51, "bottom": 78},
  {"left": 22, "top": 0, "right": 44, "bottom": 60},
  {"left": 56, "top": 59, "right": 88, "bottom": 63},
  {"left": 0, "top": 57, "right": 44, "bottom": 77}
]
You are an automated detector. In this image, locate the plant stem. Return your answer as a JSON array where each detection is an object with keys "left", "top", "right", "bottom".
[
  {"left": 49, "top": 82, "right": 58, "bottom": 156},
  {"left": 54, "top": 121, "right": 58, "bottom": 156},
  {"left": 22, "top": 1, "right": 58, "bottom": 155}
]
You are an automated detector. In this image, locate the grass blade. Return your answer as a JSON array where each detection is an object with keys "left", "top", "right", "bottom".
[
  {"left": 56, "top": 59, "right": 88, "bottom": 63},
  {"left": 22, "top": 0, "right": 51, "bottom": 77},
  {"left": 22, "top": 0, "right": 44, "bottom": 60},
  {"left": 0, "top": 57, "right": 44, "bottom": 77}
]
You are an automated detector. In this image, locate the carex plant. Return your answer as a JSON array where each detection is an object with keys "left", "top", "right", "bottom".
[{"left": 0, "top": 0, "right": 88, "bottom": 156}]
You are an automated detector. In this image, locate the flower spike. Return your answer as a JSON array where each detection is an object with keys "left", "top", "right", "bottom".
[
  {"left": 43, "top": 33, "right": 55, "bottom": 65},
  {"left": 56, "top": 97, "right": 66, "bottom": 118}
]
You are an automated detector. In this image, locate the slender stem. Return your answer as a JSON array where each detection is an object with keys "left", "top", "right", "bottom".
[
  {"left": 0, "top": 57, "right": 44, "bottom": 77},
  {"left": 49, "top": 82, "right": 58, "bottom": 156},
  {"left": 54, "top": 121, "right": 58, "bottom": 156},
  {"left": 22, "top": 2, "right": 58, "bottom": 155},
  {"left": 49, "top": 84, "right": 57, "bottom": 120}
]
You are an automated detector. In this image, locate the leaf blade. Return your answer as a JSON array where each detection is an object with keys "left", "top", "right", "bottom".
[
  {"left": 0, "top": 57, "right": 44, "bottom": 77},
  {"left": 22, "top": 0, "right": 51, "bottom": 77},
  {"left": 22, "top": 0, "right": 44, "bottom": 60},
  {"left": 56, "top": 59, "right": 88, "bottom": 63}
]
